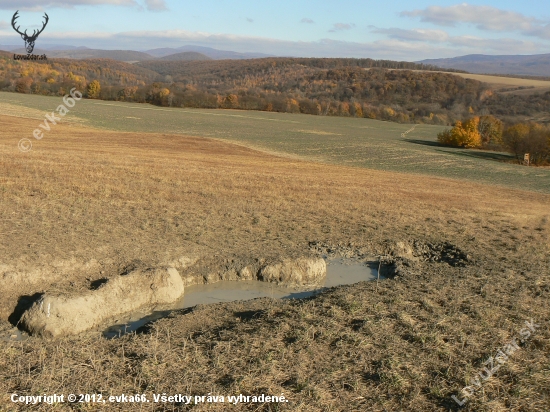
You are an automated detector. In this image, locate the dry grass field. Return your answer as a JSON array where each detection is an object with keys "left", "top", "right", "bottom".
[
  {"left": 449, "top": 73, "right": 550, "bottom": 95},
  {"left": 2, "top": 92, "right": 549, "bottom": 194},
  {"left": 0, "top": 114, "right": 549, "bottom": 411}
]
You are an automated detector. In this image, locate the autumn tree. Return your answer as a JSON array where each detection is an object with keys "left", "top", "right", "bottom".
[
  {"left": 478, "top": 115, "right": 503, "bottom": 146},
  {"left": 286, "top": 98, "right": 300, "bottom": 113},
  {"left": 502, "top": 123, "right": 529, "bottom": 161},
  {"left": 439, "top": 115, "right": 502, "bottom": 148},
  {"left": 87, "top": 80, "right": 101, "bottom": 99},
  {"left": 15, "top": 77, "right": 33, "bottom": 93},
  {"left": 525, "top": 125, "right": 550, "bottom": 164},
  {"left": 503, "top": 123, "right": 550, "bottom": 164},
  {"left": 352, "top": 102, "right": 363, "bottom": 118},
  {"left": 223, "top": 94, "right": 239, "bottom": 109},
  {"left": 117, "top": 86, "right": 138, "bottom": 101},
  {"left": 158, "top": 87, "right": 172, "bottom": 106},
  {"left": 438, "top": 117, "right": 482, "bottom": 148}
]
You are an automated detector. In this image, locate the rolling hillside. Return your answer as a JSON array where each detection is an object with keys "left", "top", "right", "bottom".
[
  {"left": 145, "top": 45, "right": 274, "bottom": 59},
  {"left": 5, "top": 45, "right": 272, "bottom": 62},
  {"left": 159, "top": 52, "right": 212, "bottom": 61},
  {"left": 419, "top": 54, "right": 550, "bottom": 77},
  {"left": 1, "top": 54, "right": 548, "bottom": 125}
]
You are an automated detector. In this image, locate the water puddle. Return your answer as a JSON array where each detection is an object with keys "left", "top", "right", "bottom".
[
  {"left": 103, "top": 259, "right": 379, "bottom": 338},
  {"left": 0, "top": 328, "right": 26, "bottom": 343}
]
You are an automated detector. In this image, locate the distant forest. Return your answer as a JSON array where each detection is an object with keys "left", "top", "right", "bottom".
[{"left": 0, "top": 53, "right": 548, "bottom": 125}]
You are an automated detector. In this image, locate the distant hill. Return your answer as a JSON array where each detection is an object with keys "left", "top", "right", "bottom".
[
  {"left": 0, "top": 45, "right": 20, "bottom": 51},
  {"left": 2, "top": 44, "right": 85, "bottom": 51},
  {"left": 6, "top": 45, "right": 250, "bottom": 62},
  {"left": 145, "top": 45, "right": 274, "bottom": 60},
  {"left": 43, "top": 45, "right": 90, "bottom": 51},
  {"left": 158, "top": 52, "right": 212, "bottom": 61},
  {"left": 418, "top": 54, "right": 550, "bottom": 77},
  {"left": 11, "top": 48, "right": 155, "bottom": 62}
]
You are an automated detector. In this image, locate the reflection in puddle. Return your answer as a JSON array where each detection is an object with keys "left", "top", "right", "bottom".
[
  {"left": 0, "top": 328, "right": 26, "bottom": 342},
  {"left": 103, "top": 259, "right": 379, "bottom": 339}
]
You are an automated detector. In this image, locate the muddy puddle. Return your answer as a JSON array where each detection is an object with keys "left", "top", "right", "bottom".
[
  {"left": 103, "top": 259, "right": 379, "bottom": 339},
  {"left": 1, "top": 259, "right": 379, "bottom": 342},
  {"left": 0, "top": 328, "right": 26, "bottom": 343}
]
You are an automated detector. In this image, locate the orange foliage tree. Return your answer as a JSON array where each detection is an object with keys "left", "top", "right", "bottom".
[{"left": 438, "top": 117, "right": 482, "bottom": 148}]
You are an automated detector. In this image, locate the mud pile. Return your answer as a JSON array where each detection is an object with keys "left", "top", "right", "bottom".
[
  {"left": 259, "top": 257, "right": 327, "bottom": 286},
  {"left": 20, "top": 267, "right": 184, "bottom": 338}
]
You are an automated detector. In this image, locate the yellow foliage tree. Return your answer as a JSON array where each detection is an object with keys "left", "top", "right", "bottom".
[
  {"left": 224, "top": 94, "right": 239, "bottom": 108},
  {"left": 287, "top": 98, "right": 300, "bottom": 113},
  {"left": 87, "top": 80, "right": 101, "bottom": 99},
  {"left": 478, "top": 115, "right": 503, "bottom": 145},
  {"left": 339, "top": 102, "right": 350, "bottom": 116},
  {"left": 438, "top": 117, "right": 482, "bottom": 148},
  {"left": 383, "top": 107, "right": 396, "bottom": 118},
  {"left": 353, "top": 102, "right": 363, "bottom": 118}
]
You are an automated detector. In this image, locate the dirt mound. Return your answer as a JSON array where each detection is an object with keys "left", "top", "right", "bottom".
[
  {"left": 20, "top": 268, "right": 184, "bottom": 338},
  {"left": 412, "top": 241, "right": 470, "bottom": 267},
  {"left": 392, "top": 240, "right": 470, "bottom": 267},
  {"left": 258, "top": 257, "right": 326, "bottom": 286},
  {"left": 378, "top": 240, "right": 470, "bottom": 278},
  {"left": 175, "top": 256, "right": 327, "bottom": 288}
]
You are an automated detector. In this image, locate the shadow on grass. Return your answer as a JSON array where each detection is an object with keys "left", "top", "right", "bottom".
[
  {"left": 405, "top": 138, "right": 516, "bottom": 163},
  {"left": 403, "top": 138, "right": 445, "bottom": 148},
  {"left": 435, "top": 149, "right": 515, "bottom": 163}
]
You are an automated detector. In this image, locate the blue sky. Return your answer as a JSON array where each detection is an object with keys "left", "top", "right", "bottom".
[{"left": 0, "top": 0, "right": 549, "bottom": 60}]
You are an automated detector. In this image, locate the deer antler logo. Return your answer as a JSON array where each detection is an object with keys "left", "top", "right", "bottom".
[{"left": 11, "top": 10, "right": 49, "bottom": 54}]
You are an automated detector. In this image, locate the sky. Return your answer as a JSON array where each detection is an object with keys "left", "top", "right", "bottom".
[{"left": 0, "top": 0, "right": 549, "bottom": 60}]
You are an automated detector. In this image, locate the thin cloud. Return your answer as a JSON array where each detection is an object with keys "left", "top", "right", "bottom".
[
  {"left": 329, "top": 23, "right": 355, "bottom": 32},
  {"left": 371, "top": 27, "right": 449, "bottom": 42},
  {"left": 0, "top": 21, "right": 8, "bottom": 29},
  {"left": 448, "top": 36, "right": 538, "bottom": 53},
  {"left": 0, "top": 0, "right": 138, "bottom": 11},
  {"left": 370, "top": 26, "right": 539, "bottom": 53},
  {"left": 246, "top": 17, "right": 253, "bottom": 23},
  {"left": 301, "top": 18, "right": 314, "bottom": 24},
  {"left": 144, "top": 0, "right": 167, "bottom": 11},
  {"left": 523, "top": 23, "right": 550, "bottom": 40},
  {"left": 401, "top": 4, "right": 545, "bottom": 35}
]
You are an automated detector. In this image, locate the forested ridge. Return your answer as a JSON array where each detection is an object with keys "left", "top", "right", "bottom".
[{"left": 1, "top": 53, "right": 548, "bottom": 125}]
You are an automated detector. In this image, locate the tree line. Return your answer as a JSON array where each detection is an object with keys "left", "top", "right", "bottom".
[{"left": 438, "top": 116, "right": 550, "bottom": 165}]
